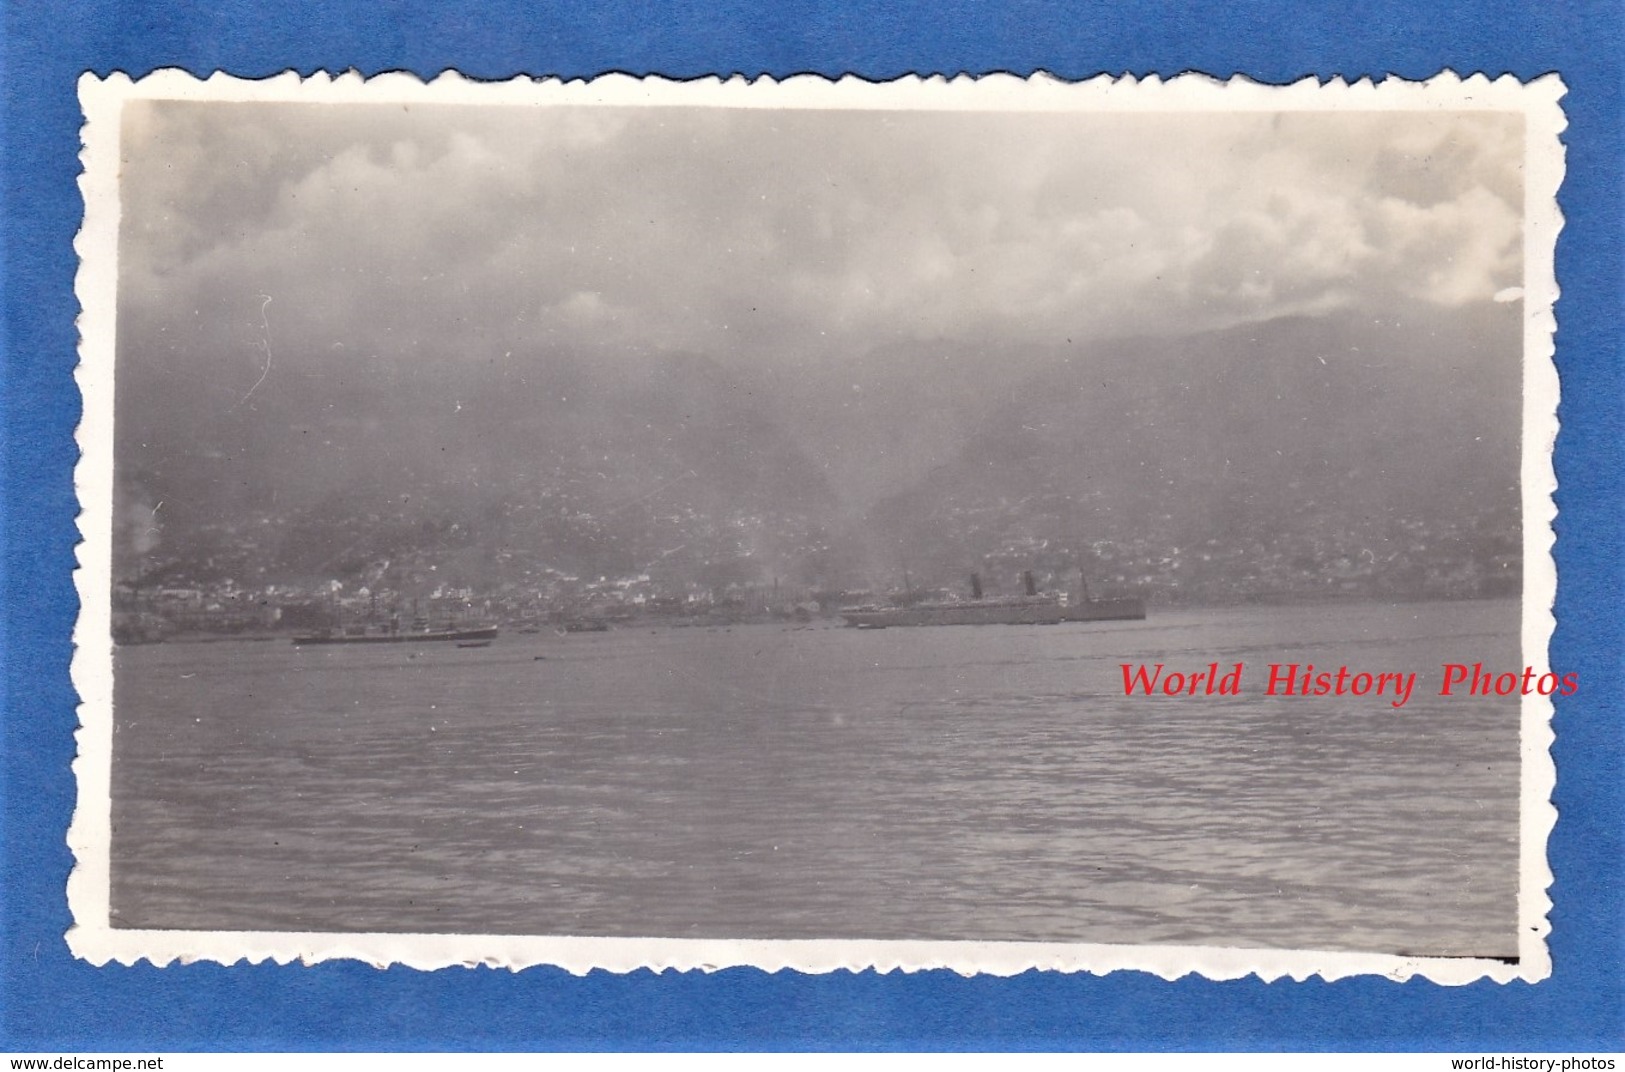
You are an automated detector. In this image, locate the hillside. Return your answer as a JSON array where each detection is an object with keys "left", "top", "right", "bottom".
[
  {"left": 113, "top": 301, "right": 1524, "bottom": 603},
  {"left": 865, "top": 302, "right": 1522, "bottom": 599},
  {"left": 114, "top": 347, "right": 844, "bottom": 591}
]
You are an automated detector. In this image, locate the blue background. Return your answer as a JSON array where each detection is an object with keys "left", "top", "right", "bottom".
[{"left": 3, "top": 1, "right": 1620, "bottom": 1051}]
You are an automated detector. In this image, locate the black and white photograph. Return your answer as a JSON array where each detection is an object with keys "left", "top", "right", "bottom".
[{"left": 70, "top": 73, "right": 1562, "bottom": 980}]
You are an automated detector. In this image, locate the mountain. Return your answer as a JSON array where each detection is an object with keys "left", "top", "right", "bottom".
[
  {"left": 113, "top": 347, "right": 843, "bottom": 589},
  {"left": 112, "top": 300, "right": 1524, "bottom": 603},
  {"left": 864, "top": 301, "right": 1522, "bottom": 598}
]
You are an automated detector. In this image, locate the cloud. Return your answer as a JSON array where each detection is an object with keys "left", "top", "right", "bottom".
[{"left": 117, "top": 101, "right": 1525, "bottom": 392}]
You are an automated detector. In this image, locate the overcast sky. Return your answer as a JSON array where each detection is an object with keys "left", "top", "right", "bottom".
[{"left": 118, "top": 101, "right": 1523, "bottom": 389}]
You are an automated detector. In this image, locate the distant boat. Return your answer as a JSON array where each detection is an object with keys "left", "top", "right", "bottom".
[
  {"left": 841, "top": 570, "right": 1145, "bottom": 628},
  {"left": 557, "top": 620, "right": 611, "bottom": 633},
  {"left": 291, "top": 625, "right": 500, "bottom": 646},
  {"left": 456, "top": 639, "right": 493, "bottom": 648}
]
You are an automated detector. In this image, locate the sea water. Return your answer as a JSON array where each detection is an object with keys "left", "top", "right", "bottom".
[{"left": 110, "top": 599, "right": 1521, "bottom": 956}]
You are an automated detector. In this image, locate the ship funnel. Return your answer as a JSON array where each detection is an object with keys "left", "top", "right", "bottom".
[
  {"left": 1023, "top": 570, "right": 1037, "bottom": 597},
  {"left": 970, "top": 573, "right": 983, "bottom": 600}
]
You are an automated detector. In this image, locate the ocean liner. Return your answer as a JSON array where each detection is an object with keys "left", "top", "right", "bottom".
[{"left": 840, "top": 571, "right": 1145, "bottom": 628}]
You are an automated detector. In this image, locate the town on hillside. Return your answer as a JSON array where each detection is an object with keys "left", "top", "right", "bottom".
[{"left": 111, "top": 497, "right": 1520, "bottom": 644}]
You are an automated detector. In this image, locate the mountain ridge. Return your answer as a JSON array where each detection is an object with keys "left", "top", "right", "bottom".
[{"left": 114, "top": 301, "right": 1523, "bottom": 602}]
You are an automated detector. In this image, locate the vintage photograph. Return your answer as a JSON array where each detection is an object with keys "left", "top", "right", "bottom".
[{"left": 70, "top": 74, "right": 1561, "bottom": 979}]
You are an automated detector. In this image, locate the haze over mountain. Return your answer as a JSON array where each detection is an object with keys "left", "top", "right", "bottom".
[
  {"left": 865, "top": 301, "right": 1521, "bottom": 588},
  {"left": 114, "top": 298, "right": 1522, "bottom": 599}
]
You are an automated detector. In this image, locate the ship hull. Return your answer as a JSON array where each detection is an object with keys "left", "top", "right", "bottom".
[
  {"left": 841, "top": 597, "right": 1145, "bottom": 628},
  {"left": 291, "top": 626, "right": 500, "bottom": 646},
  {"left": 1060, "top": 597, "right": 1146, "bottom": 622}
]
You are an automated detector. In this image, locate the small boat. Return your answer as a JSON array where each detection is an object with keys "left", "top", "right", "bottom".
[
  {"left": 292, "top": 625, "right": 500, "bottom": 646},
  {"left": 557, "top": 620, "right": 611, "bottom": 633},
  {"left": 456, "top": 639, "right": 493, "bottom": 649}
]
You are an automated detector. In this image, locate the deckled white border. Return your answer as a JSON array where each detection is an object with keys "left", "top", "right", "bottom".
[{"left": 69, "top": 70, "right": 1564, "bottom": 982}]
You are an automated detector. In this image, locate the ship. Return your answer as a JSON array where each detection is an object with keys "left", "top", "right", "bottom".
[
  {"left": 1059, "top": 566, "right": 1146, "bottom": 622},
  {"left": 556, "top": 619, "right": 611, "bottom": 633},
  {"left": 841, "top": 570, "right": 1145, "bottom": 628},
  {"left": 290, "top": 624, "right": 500, "bottom": 646}
]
